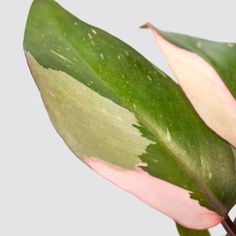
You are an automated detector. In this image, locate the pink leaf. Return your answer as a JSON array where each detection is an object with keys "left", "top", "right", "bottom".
[{"left": 84, "top": 157, "right": 223, "bottom": 230}]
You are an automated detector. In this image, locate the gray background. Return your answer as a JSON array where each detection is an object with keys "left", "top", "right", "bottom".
[{"left": 1, "top": 0, "right": 236, "bottom": 235}]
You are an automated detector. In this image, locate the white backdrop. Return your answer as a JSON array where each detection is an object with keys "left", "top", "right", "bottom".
[{"left": 0, "top": 0, "right": 235, "bottom": 235}]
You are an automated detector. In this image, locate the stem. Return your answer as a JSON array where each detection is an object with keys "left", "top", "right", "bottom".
[{"left": 222, "top": 216, "right": 236, "bottom": 236}]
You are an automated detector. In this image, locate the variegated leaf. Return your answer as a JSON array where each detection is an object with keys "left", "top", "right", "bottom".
[
  {"left": 143, "top": 23, "right": 236, "bottom": 148},
  {"left": 24, "top": 0, "right": 236, "bottom": 231}
]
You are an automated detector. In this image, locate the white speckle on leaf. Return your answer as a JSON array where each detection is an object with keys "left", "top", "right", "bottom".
[
  {"left": 50, "top": 50, "right": 73, "bottom": 63},
  {"left": 100, "top": 53, "right": 104, "bottom": 60},
  {"left": 137, "top": 162, "right": 148, "bottom": 167},
  {"left": 74, "top": 22, "right": 78, "bottom": 26},
  {"left": 117, "top": 55, "right": 121, "bottom": 60},
  {"left": 227, "top": 43, "right": 234, "bottom": 47},
  {"left": 88, "top": 33, "right": 93, "bottom": 39},
  {"left": 125, "top": 50, "right": 129, "bottom": 56},
  {"left": 147, "top": 75, "right": 152, "bottom": 81},
  {"left": 208, "top": 172, "right": 212, "bottom": 179},
  {"left": 197, "top": 41, "right": 202, "bottom": 48},
  {"left": 152, "top": 159, "right": 159, "bottom": 164},
  {"left": 116, "top": 116, "right": 123, "bottom": 121},
  {"left": 92, "top": 29, "right": 97, "bottom": 35},
  {"left": 199, "top": 156, "right": 204, "bottom": 167},
  {"left": 166, "top": 128, "right": 171, "bottom": 142},
  {"left": 133, "top": 104, "right": 137, "bottom": 109}
]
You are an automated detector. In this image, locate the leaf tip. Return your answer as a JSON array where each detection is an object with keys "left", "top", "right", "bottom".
[{"left": 140, "top": 22, "right": 158, "bottom": 30}]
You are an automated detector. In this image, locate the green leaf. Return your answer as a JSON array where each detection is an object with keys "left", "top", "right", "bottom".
[
  {"left": 176, "top": 223, "right": 211, "bottom": 236},
  {"left": 24, "top": 0, "right": 236, "bottom": 229}
]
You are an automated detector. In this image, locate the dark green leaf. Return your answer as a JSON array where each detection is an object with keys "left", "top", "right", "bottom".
[{"left": 176, "top": 223, "right": 210, "bottom": 236}]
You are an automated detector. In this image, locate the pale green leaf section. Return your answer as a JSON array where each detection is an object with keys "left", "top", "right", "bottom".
[{"left": 26, "top": 52, "right": 153, "bottom": 169}]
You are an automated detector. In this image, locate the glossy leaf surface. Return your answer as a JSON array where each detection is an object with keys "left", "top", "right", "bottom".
[{"left": 24, "top": 0, "right": 236, "bottom": 230}]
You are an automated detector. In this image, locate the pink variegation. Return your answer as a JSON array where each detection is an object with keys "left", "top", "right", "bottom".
[{"left": 144, "top": 24, "right": 236, "bottom": 148}]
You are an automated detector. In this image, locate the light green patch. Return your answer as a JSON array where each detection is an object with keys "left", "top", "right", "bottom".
[{"left": 26, "top": 53, "right": 153, "bottom": 169}]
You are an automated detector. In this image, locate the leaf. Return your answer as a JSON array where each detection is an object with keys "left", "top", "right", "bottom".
[
  {"left": 24, "top": 0, "right": 236, "bottom": 230},
  {"left": 176, "top": 223, "right": 211, "bottom": 236},
  {"left": 142, "top": 23, "right": 236, "bottom": 148}
]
